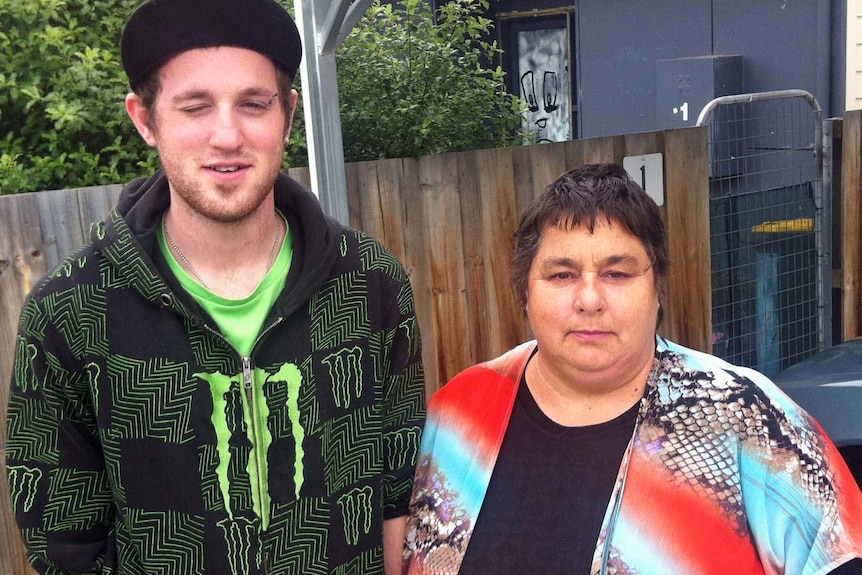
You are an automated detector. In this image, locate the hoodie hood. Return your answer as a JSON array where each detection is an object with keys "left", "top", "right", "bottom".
[{"left": 92, "top": 168, "right": 344, "bottom": 319}]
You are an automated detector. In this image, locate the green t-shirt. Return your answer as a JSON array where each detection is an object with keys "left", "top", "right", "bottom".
[{"left": 158, "top": 212, "right": 293, "bottom": 357}]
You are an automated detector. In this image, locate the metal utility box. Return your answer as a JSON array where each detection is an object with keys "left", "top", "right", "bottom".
[{"left": 656, "top": 55, "right": 743, "bottom": 129}]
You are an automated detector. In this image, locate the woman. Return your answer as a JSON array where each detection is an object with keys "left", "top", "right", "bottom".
[{"left": 403, "top": 163, "right": 862, "bottom": 575}]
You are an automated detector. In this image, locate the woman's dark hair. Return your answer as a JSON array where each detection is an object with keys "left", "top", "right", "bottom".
[{"left": 512, "top": 163, "right": 669, "bottom": 314}]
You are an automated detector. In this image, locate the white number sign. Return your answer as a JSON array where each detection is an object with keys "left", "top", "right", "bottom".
[{"left": 623, "top": 153, "right": 664, "bottom": 206}]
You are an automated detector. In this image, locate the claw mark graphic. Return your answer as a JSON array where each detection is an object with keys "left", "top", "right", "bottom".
[
  {"left": 324, "top": 347, "right": 363, "bottom": 409},
  {"left": 8, "top": 465, "right": 42, "bottom": 512},
  {"left": 198, "top": 371, "right": 240, "bottom": 519},
  {"left": 198, "top": 363, "right": 307, "bottom": 530},
  {"left": 268, "top": 363, "right": 306, "bottom": 498},
  {"left": 15, "top": 339, "right": 39, "bottom": 392},
  {"left": 399, "top": 319, "right": 416, "bottom": 356},
  {"left": 218, "top": 516, "right": 257, "bottom": 575},
  {"left": 338, "top": 485, "right": 373, "bottom": 545},
  {"left": 386, "top": 426, "right": 421, "bottom": 470}
]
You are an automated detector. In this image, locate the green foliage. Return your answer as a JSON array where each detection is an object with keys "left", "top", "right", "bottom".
[
  {"left": 0, "top": 0, "right": 524, "bottom": 195},
  {"left": 335, "top": 0, "right": 526, "bottom": 161},
  {"left": 0, "top": 0, "right": 160, "bottom": 194}
]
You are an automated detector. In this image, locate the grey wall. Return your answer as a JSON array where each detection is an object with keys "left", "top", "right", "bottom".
[
  {"left": 577, "top": 0, "right": 712, "bottom": 138},
  {"left": 712, "top": 1, "right": 832, "bottom": 114},
  {"left": 831, "top": 0, "right": 847, "bottom": 118},
  {"left": 491, "top": 0, "right": 846, "bottom": 138}
]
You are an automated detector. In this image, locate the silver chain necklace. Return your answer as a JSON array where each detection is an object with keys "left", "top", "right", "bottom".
[{"left": 162, "top": 214, "right": 283, "bottom": 291}]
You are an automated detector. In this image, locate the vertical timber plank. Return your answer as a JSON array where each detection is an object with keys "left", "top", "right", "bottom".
[
  {"left": 344, "top": 161, "right": 365, "bottom": 229},
  {"left": 623, "top": 131, "right": 663, "bottom": 158},
  {"left": 842, "top": 111, "right": 862, "bottom": 339},
  {"left": 562, "top": 137, "right": 587, "bottom": 167},
  {"left": 372, "top": 158, "right": 410, "bottom": 265},
  {"left": 511, "top": 145, "right": 539, "bottom": 219},
  {"left": 32, "top": 185, "right": 122, "bottom": 272},
  {"left": 581, "top": 134, "right": 623, "bottom": 165},
  {"left": 456, "top": 150, "right": 493, "bottom": 365},
  {"left": 418, "top": 153, "right": 471, "bottom": 389},
  {"left": 286, "top": 166, "right": 312, "bottom": 190},
  {"left": 0, "top": 194, "right": 43, "bottom": 575},
  {"left": 394, "top": 157, "right": 437, "bottom": 396},
  {"left": 35, "top": 190, "right": 87, "bottom": 270},
  {"left": 348, "top": 160, "right": 384, "bottom": 246},
  {"left": 528, "top": 141, "right": 568, "bottom": 201},
  {"left": 475, "top": 148, "right": 529, "bottom": 357},
  {"left": 661, "top": 126, "right": 712, "bottom": 352}
]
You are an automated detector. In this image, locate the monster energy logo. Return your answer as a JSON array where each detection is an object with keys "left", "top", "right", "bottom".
[
  {"left": 198, "top": 371, "right": 240, "bottom": 522},
  {"left": 399, "top": 318, "right": 416, "bottom": 354},
  {"left": 93, "top": 221, "right": 106, "bottom": 240},
  {"left": 8, "top": 465, "right": 42, "bottom": 513},
  {"left": 217, "top": 516, "right": 257, "bottom": 575},
  {"left": 338, "top": 485, "right": 373, "bottom": 545},
  {"left": 14, "top": 338, "right": 39, "bottom": 392},
  {"left": 56, "top": 257, "right": 87, "bottom": 278},
  {"left": 269, "top": 363, "right": 305, "bottom": 498},
  {"left": 197, "top": 363, "right": 306, "bottom": 531},
  {"left": 385, "top": 426, "right": 421, "bottom": 470},
  {"left": 323, "top": 347, "right": 363, "bottom": 409}
]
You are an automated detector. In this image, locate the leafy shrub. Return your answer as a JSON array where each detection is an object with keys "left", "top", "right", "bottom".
[
  {"left": 0, "top": 0, "right": 523, "bottom": 194},
  {"left": 336, "top": 0, "right": 525, "bottom": 161},
  {"left": 0, "top": 0, "right": 159, "bottom": 193}
]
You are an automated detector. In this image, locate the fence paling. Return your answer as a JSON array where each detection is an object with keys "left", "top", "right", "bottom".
[
  {"left": 841, "top": 113, "right": 862, "bottom": 339},
  {"left": 3, "top": 113, "right": 862, "bottom": 575},
  {"left": 0, "top": 131, "right": 711, "bottom": 575}
]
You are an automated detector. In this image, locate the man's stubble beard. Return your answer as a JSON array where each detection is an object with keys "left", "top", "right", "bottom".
[{"left": 162, "top": 147, "right": 285, "bottom": 224}]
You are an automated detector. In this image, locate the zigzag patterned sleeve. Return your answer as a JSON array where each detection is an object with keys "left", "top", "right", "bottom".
[
  {"left": 378, "top": 265, "right": 426, "bottom": 520},
  {"left": 6, "top": 289, "right": 115, "bottom": 575}
]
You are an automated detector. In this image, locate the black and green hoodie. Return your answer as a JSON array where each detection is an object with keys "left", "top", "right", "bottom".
[{"left": 6, "top": 169, "right": 426, "bottom": 575}]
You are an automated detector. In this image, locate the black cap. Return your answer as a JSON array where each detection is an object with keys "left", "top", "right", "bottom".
[{"left": 121, "top": 0, "right": 302, "bottom": 90}]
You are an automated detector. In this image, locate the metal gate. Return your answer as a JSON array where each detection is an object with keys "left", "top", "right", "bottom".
[{"left": 696, "top": 90, "right": 830, "bottom": 377}]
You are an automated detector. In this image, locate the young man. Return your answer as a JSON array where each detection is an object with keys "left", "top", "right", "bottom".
[{"left": 5, "top": 1, "right": 425, "bottom": 573}]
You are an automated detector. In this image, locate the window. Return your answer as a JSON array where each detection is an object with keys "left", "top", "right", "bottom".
[{"left": 499, "top": 10, "right": 577, "bottom": 142}]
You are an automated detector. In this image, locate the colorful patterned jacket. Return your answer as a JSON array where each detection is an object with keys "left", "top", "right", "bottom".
[
  {"left": 404, "top": 339, "right": 862, "bottom": 575},
  {"left": 6, "top": 169, "right": 426, "bottom": 575}
]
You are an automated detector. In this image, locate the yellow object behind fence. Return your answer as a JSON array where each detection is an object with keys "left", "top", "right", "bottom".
[{"left": 750, "top": 218, "right": 814, "bottom": 233}]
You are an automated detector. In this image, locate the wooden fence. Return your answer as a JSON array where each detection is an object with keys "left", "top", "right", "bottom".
[
  {"left": 5, "top": 114, "right": 861, "bottom": 573},
  {"left": 839, "top": 112, "right": 862, "bottom": 339},
  {"left": 0, "top": 123, "right": 776, "bottom": 573}
]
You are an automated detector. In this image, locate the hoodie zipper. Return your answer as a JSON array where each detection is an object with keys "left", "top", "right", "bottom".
[
  {"left": 241, "top": 355, "right": 268, "bottom": 523},
  {"left": 203, "top": 317, "right": 284, "bottom": 531}
]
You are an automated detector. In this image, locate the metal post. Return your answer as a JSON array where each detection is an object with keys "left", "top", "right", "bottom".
[{"left": 294, "top": 0, "right": 370, "bottom": 225}]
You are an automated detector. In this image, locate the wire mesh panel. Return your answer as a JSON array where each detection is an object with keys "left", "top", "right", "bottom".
[{"left": 697, "top": 91, "right": 829, "bottom": 377}]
